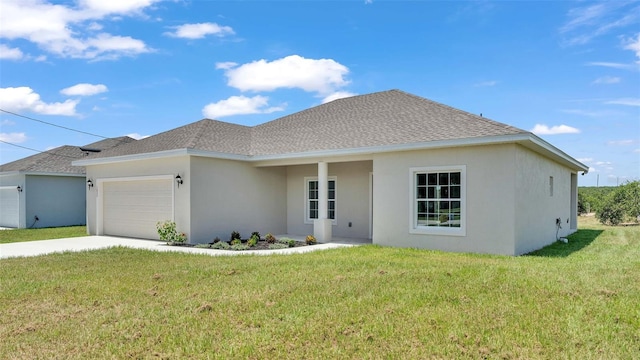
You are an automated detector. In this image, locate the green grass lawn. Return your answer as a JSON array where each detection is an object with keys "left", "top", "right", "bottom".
[
  {"left": 1, "top": 217, "right": 638, "bottom": 359},
  {"left": 0, "top": 225, "right": 87, "bottom": 244}
]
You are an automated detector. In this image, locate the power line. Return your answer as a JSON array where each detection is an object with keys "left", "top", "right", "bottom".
[
  {"left": 0, "top": 139, "right": 80, "bottom": 160},
  {"left": 0, "top": 108, "right": 109, "bottom": 139}
]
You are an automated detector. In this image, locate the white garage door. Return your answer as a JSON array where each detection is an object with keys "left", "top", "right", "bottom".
[
  {"left": 102, "top": 179, "right": 173, "bottom": 240},
  {"left": 0, "top": 187, "right": 19, "bottom": 228}
]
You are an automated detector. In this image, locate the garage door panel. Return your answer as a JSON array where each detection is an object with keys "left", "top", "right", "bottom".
[
  {"left": 102, "top": 179, "right": 173, "bottom": 240},
  {"left": 0, "top": 188, "right": 19, "bottom": 228}
]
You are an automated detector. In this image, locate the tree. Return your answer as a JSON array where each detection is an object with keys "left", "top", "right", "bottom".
[{"left": 596, "top": 181, "right": 640, "bottom": 225}]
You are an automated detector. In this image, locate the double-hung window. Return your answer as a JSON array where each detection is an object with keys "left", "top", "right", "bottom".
[
  {"left": 305, "top": 177, "right": 336, "bottom": 223},
  {"left": 410, "top": 166, "right": 466, "bottom": 236}
]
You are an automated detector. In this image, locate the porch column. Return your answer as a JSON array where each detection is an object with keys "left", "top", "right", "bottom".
[{"left": 314, "top": 161, "right": 332, "bottom": 242}]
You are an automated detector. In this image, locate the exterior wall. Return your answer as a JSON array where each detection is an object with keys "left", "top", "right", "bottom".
[
  {"left": 373, "top": 144, "right": 518, "bottom": 255},
  {"left": 0, "top": 173, "right": 26, "bottom": 228},
  {"left": 25, "top": 175, "right": 86, "bottom": 228},
  {"left": 189, "top": 156, "right": 287, "bottom": 243},
  {"left": 514, "top": 145, "right": 576, "bottom": 255},
  {"left": 85, "top": 156, "right": 190, "bottom": 238},
  {"left": 286, "top": 161, "right": 373, "bottom": 239}
]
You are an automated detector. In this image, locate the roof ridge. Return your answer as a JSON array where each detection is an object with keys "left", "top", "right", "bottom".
[{"left": 185, "top": 119, "right": 210, "bottom": 149}]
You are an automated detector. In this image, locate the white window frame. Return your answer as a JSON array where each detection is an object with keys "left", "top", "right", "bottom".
[
  {"left": 304, "top": 176, "right": 337, "bottom": 225},
  {"left": 409, "top": 165, "right": 466, "bottom": 237}
]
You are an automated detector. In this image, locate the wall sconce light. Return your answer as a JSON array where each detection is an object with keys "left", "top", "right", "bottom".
[
  {"left": 87, "top": 179, "right": 94, "bottom": 189},
  {"left": 175, "top": 174, "right": 183, "bottom": 187},
  {"left": 17, "top": 185, "right": 22, "bottom": 193}
]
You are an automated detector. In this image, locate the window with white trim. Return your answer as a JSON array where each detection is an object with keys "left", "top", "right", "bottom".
[
  {"left": 410, "top": 166, "right": 466, "bottom": 236},
  {"left": 305, "top": 177, "right": 336, "bottom": 223}
]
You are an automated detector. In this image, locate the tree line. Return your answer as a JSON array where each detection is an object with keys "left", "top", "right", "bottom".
[{"left": 579, "top": 181, "right": 640, "bottom": 225}]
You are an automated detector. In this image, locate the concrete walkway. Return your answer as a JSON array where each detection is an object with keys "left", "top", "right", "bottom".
[{"left": 0, "top": 236, "right": 358, "bottom": 259}]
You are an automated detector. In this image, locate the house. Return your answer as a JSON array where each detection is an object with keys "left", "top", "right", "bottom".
[
  {"left": 0, "top": 137, "right": 135, "bottom": 228},
  {"left": 73, "top": 90, "right": 588, "bottom": 255}
]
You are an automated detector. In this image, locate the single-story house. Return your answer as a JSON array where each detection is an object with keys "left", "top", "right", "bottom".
[
  {"left": 0, "top": 137, "right": 135, "bottom": 228},
  {"left": 74, "top": 90, "right": 588, "bottom": 255}
]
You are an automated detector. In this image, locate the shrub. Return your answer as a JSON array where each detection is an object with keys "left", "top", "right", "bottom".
[
  {"left": 195, "top": 243, "right": 211, "bottom": 248},
  {"left": 156, "top": 220, "right": 187, "bottom": 244},
  {"left": 251, "top": 231, "right": 261, "bottom": 240},
  {"left": 230, "top": 231, "right": 241, "bottom": 242},
  {"left": 265, "top": 233, "right": 276, "bottom": 244},
  {"left": 212, "top": 237, "right": 221, "bottom": 244},
  {"left": 231, "top": 244, "right": 249, "bottom": 251},
  {"left": 212, "top": 241, "right": 230, "bottom": 250},
  {"left": 248, "top": 235, "right": 259, "bottom": 247},
  {"left": 278, "top": 237, "right": 296, "bottom": 248},
  {"left": 268, "top": 243, "right": 288, "bottom": 250},
  {"left": 305, "top": 235, "right": 317, "bottom": 245},
  {"left": 597, "top": 181, "right": 640, "bottom": 225},
  {"left": 231, "top": 238, "right": 242, "bottom": 246}
]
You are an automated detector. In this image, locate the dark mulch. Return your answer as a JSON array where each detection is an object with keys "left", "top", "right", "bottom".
[{"left": 166, "top": 239, "right": 312, "bottom": 251}]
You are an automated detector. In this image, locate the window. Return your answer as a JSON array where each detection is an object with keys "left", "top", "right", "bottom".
[
  {"left": 305, "top": 177, "right": 336, "bottom": 223},
  {"left": 410, "top": 166, "right": 466, "bottom": 236}
]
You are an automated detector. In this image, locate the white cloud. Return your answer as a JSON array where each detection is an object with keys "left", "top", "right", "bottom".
[
  {"left": 623, "top": 33, "right": 640, "bottom": 61},
  {"left": 607, "top": 139, "right": 635, "bottom": 146},
  {"left": 531, "top": 124, "right": 580, "bottom": 135},
  {"left": 60, "top": 83, "right": 108, "bottom": 96},
  {"left": 560, "top": 3, "right": 639, "bottom": 45},
  {"left": 577, "top": 157, "right": 593, "bottom": 163},
  {"left": 215, "top": 61, "right": 237, "bottom": 70},
  {"left": 592, "top": 76, "right": 620, "bottom": 84},
  {"left": 125, "top": 132, "right": 149, "bottom": 140},
  {"left": 202, "top": 95, "right": 285, "bottom": 119},
  {"left": 586, "top": 62, "right": 638, "bottom": 70},
  {"left": 220, "top": 55, "right": 350, "bottom": 95},
  {"left": 473, "top": 80, "right": 498, "bottom": 87},
  {"left": 0, "top": 44, "right": 23, "bottom": 60},
  {"left": 560, "top": 109, "right": 621, "bottom": 117},
  {"left": 1, "top": 119, "right": 16, "bottom": 126},
  {"left": 605, "top": 98, "right": 640, "bottom": 106},
  {"left": 633, "top": 149, "right": 640, "bottom": 153},
  {"left": 322, "top": 91, "right": 357, "bottom": 104},
  {"left": 165, "top": 23, "right": 234, "bottom": 39},
  {"left": 0, "top": 86, "right": 78, "bottom": 116},
  {"left": 0, "top": 132, "right": 27, "bottom": 143},
  {"left": 0, "top": 0, "right": 155, "bottom": 60}
]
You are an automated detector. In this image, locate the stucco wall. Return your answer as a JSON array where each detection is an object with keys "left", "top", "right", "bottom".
[
  {"left": 372, "top": 144, "right": 518, "bottom": 255},
  {"left": 85, "top": 156, "right": 190, "bottom": 238},
  {"left": 189, "top": 156, "right": 287, "bottom": 243},
  {"left": 514, "top": 145, "right": 576, "bottom": 255},
  {"left": 286, "top": 161, "right": 373, "bottom": 239},
  {"left": 25, "top": 175, "right": 86, "bottom": 228}
]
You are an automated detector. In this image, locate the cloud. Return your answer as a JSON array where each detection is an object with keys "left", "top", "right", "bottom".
[
  {"left": 0, "top": 0, "right": 156, "bottom": 60},
  {"left": 322, "top": 91, "right": 357, "bottom": 104},
  {"left": 0, "top": 86, "right": 78, "bottom": 116},
  {"left": 215, "top": 61, "right": 237, "bottom": 70},
  {"left": 607, "top": 139, "right": 635, "bottom": 146},
  {"left": 202, "top": 95, "right": 285, "bottom": 118},
  {"left": 634, "top": 149, "right": 640, "bottom": 153},
  {"left": 0, "top": 44, "right": 23, "bottom": 60},
  {"left": 531, "top": 124, "right": 580, "bottom": 135},
  {"left": 605, "top": 98, "right": 640, "bottom": 106},
  {"left": 560, "top": 109, "right": 621, "bottom": 117},
  {"left": 0, "top": 132, "right": 27, "bottom": 143},
  {"left": 586, "top": 61, "right": 638, "bottom": 70},
  {"left": 473, "top": 80, "right": 498, "bottom": 87},
  {"left": 60, "top": 83, "right": 108, "bottom": 96},
  {"left": 219, "top": 55, "right": 350, "bottom": 95},
  {"left": 623, "top": 33, "right": 640, "bottom": 61},
  {"left": 165, "top": 22, "right": 234, "bottom": 39},
  {"left": 592, "top": 76, "right": 620, "bottom": 84},
  {"left": 560, "top": 2, "right": 639, "bottom": 45},
  {"left": 125, "top": 132, "right": 150, "bottom": 140}
]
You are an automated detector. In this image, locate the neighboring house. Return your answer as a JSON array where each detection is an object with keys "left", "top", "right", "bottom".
[
  {"left": 74, "top": 90, "right": 588, "bottom": 255},
  {"left": 0, "top": 137, "right": 135, "bottom": 228}
]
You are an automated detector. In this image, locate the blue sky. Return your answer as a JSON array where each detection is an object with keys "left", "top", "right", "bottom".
[{"left": 0, "top": 0, "right": 638, "bottom": 186}]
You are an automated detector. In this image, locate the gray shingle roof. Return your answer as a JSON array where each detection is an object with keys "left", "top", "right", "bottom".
[
  {"left": 0, "top": 136, "right": 135, "bottom": 174},
  {"left": 86, "top": 90, "right": 527, "bottom": 160}
]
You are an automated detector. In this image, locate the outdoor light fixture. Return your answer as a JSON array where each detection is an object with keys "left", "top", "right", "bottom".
[
  {"left": 87, "top": 179, "right": 94, "bottom": 189},
  {"left": 176, "top": 174, "right": 183, "bottom": 187},
  {"left": 17, "top": 185, "right": 22, "bottom": 193}
]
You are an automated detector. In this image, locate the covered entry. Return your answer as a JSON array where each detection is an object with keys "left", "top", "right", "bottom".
[{"left": 100, "top": 176, "right": 173, "bottom": 239}]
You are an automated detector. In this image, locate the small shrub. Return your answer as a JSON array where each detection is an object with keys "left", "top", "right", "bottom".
[
  {"left": 305, "top": 235, "right": 317, "bottom": 245},
  {"left": 231, "top": 244, "right": 249, "bottom": 251},
  {"left": 265, "top": 233, "right": 276, "bottom": 244},
  {"left": 230, "top": 231, "right": 241, "bottom": 241},
  {"left": 156, "top": 220, "right": 187, "bottom": 244},
  {"left": 278, "top": 237, "right": 296, "bottom": 248},
  {"left": 248, "top": 235, "right": 259, "bottom": 247},
  {"left": 251, "top": 231, "right": 261, "bottom": 239},
  {"left": 212, "top": 241, "right": 230, "bottom": 250},
  {"left": 268, "top": 243, "right": 288, "bottom": 250},
  {"left": 231, "top": 238, "right": 242, "bottom": 246},
  {"left": 195, "top": 243, "right": 211, "bottom": 248},
  {"left": 212, "top": 237, "right": 221, "bottom": 243}
]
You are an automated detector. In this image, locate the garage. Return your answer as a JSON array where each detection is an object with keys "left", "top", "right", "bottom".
[
  {"left": 102, "top": 178, "right": 173, "bottom": 240},
  {"left": 0, "top": 186, "right": 20, "bottom": 228}
]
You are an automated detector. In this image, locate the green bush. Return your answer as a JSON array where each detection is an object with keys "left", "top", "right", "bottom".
[
  {"left": 212, "top": 241, "right": 230, "bottom": 250},
  {"left": 195, "top": 243, "right": 211, "bottom": 248},
  {"left": 265, "top": 233, "right": 276, "bottom": 244},
  {"left": 278, "top": 237, "right": 296, "bottom": 248},
  {"left": 597, "top": 181, "right": 640, "bottom": 225},
  {"left": 156, "top": 220, "right": 187, "bottom": 244},
  {"left": 251, "top": 231, "right": 261, "bottom": 239},
  {"left": 268, "top": 243, "right": 288, "bottom": 250},
  {"left": 230, "top": 231, "right": 241, "bottom": 242},
  {"left": 231, "top": 244, "right": 249, "bottom": 251},
  {"left": 231, "top": 238, "right": 242, "bottom": 246},
  {"left": 248, "top": 235, "right": 259, "bottom": 247}
]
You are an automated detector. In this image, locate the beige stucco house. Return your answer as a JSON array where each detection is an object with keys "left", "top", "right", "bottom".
[{"left": 73, "top": 90, "right": 588, "bottom": 255}]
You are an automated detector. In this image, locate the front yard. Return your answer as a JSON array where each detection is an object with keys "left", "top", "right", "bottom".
[{"left": 1, "top": 217, "right": 638, "bottom": 359}]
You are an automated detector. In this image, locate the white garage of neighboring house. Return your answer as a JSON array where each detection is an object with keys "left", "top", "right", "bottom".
[
  {"left": 0, "top": 137, "right": 135, "bottom": 229},
  {"left": 75, "top": 90, "right": 588, "bottom": 256}
]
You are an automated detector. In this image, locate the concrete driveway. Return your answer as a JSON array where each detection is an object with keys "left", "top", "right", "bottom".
[{"left": 0, "top": 236, "right": 356, "bottom": 259}]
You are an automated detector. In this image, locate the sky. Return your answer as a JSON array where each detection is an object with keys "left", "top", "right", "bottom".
[{"left": 0, "top": 0, "right": 638, "bottom": 187}]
